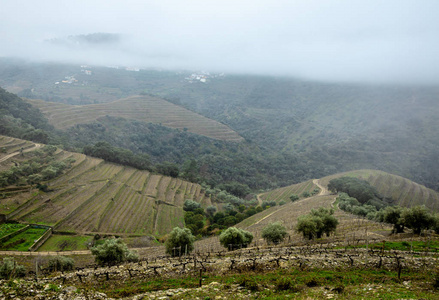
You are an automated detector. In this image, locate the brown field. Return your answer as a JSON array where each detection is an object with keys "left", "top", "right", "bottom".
[
  {"left": 258, "top": 179, "right": 319, "bottom": 204},
  {"left": 27, "top": 96, "right": 243, "bottom": 141}
]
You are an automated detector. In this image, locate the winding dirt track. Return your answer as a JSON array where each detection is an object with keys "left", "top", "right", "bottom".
[
  {"left": 253, "top": 179, "right": 330, "bottom": 225},
  {"left": 0, "top": 143, "right": 42, "bottom": 163},
  {"left": 0, "top": 178, "right": 331, "bottom": 256}
]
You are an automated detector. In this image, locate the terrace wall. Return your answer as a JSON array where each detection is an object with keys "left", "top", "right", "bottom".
[
  {"left": 29, "top": 225, "right": 53, "bottom": 252},
  {"left": 0, "top": 225, "right": 30, "bottom": 243}
]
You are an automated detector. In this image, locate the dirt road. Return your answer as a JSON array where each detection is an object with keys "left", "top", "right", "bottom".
[{"left": 0, "top": 143, "right": 42, "bottom": 163}]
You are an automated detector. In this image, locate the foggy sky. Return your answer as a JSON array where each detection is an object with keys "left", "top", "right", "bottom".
[{"left": 1, "top": 0, "right": 439, "bottom": 84}]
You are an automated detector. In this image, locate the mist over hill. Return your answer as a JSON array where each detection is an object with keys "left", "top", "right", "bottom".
[{"left": 0, "top": 60, "right": 438, "bottom": 192}]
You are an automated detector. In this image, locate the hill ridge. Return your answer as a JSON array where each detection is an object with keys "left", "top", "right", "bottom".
[{"left": 27, "top": 95, "right": 243, "bottom": 142}]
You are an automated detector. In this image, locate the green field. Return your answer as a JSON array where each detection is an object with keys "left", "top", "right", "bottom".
[
  {"left": 0, "top": 223, "right": 26, "bottom": 238},
  {"left": 0, "top": 226, "right": 47, "bottom": 251},
  {"left": 37, "top": 234, "right": 93, "bottom": 251}
]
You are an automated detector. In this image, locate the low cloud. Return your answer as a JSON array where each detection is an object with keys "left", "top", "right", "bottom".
[{"left": 1, "top": 0, "right": 439, "bottom": 84}]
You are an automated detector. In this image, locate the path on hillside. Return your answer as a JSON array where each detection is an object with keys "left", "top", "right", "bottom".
[
  {"left": 0, "top": 143, "right": 42, "bottom": 163},
  {"left": 312, "top": 179, "right": 328, "bottom": 196},
  {"left": 254, "top": 179, "right": 330, "bottom": 225}
]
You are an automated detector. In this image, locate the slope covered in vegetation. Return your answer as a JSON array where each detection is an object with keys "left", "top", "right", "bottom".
[
  {"left": 1, "top": 60, "right": 438, "bottom": 192},
  {"left": 28, "top": 96, "right": 243, "bottom": 142},
  {"left": 319, "top": 170, "right": 439, "bottom": 211},
  {"left": 0, "top": 136, "right": 213, "bottom": 236}
]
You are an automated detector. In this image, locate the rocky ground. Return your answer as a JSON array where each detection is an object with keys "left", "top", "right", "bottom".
[{"left": 1, "top": 244, "right": 438, "bottom": 299}]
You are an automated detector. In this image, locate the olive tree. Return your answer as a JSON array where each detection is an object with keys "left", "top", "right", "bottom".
[
  {"left": 379, "top": 206, "right": 405, "bottom": 233},
  {"left": 402, "top": 205, "right": 435, "bottom": 235},
  {"left": 48, "top": 256, "right": 74, "bottom": 272},
  {"left": 262, "top": 222, "right": 288, "bottom": 245},
  {"left": 91, "top": 238, "right": 138, "bottom": 266},
  {"left": 165, "top": 227, "right": 195, "bottom": 256},
  {"left": 296, "top": 207, "right": 338, "bottom": 239},
  {"left": 219, "top": 227, "right": 253, "bottom": 250},
  {"left": 0, "top": 257, "right": 26, "bottom": 279}
]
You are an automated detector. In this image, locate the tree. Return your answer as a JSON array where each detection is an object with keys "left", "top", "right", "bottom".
[
  {"left": 156, "top": 162, "right": 179, "bottom": 178},
  {"left": 206, "top": 205, "right": 217, "bottom": 216},
  {"left": 296, "top": 207, "right": 338, "bottom": 239},
  {"left": 402, "top": 205, "right": 435, "bottom": 235},
  {"left": 380, "top": 206, "right": 405, "bottom": 233},
  {"left": 48, "top": 256, "right": 74, "bottom": 272},
  {"left": 183, "top": 199, "right": 201, "bottom": 211},
  {"left": 91, "top": 238, "right": 138, "bottom": 266},
  {"left": 0, "top": 257, "right": 26, "bottom": 279},
  {"left": 433, "top": 214, "right": 439, "bottom": 234},
  {"left": 302, "top": 191, "right": 311, "bottom": 198},
  {"left": 165, "top": 227, "right": 195, "bottom": 256},
  {"left": 296, "top": 216, "right": 318, "bottom": 240},
  {"left": 219, "top": 227, "right": 253, "bottom": 250},
  {"left": 262, "top": 222, "right": 287, "bottom": 244}
]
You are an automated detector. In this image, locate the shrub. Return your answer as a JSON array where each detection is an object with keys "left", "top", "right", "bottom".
[
  {"left": 48, "top": 256, "right": 74, "bottom": 272},
  {"left": 296, "top": 207, "right": 338, "bottom": 239},
  {"left": 0, "top": 257, "right": 26, "bottom": 279},
  {"left": 290, "top": 194, "right": 299, "bottom": 202},
  {"left": 262, "top": 222, "right": 288, "bottom": 245},
  {"left": 302, "top": 192, "right": 311, "bottom": 198},
  {"left": 433, "top": 214, "right": 439, "bottom": 234},
  {"left": 402, "top": 205, "right": 435, "bottom": 235},
  {"left": 183, "top": 199, "right": 201, "bottom": 211},
  {"left": 165, "top": 227, "right": 195, "bottom": 257},
  {"left": 237, "top": 276, "right": 259, "bottom": 291},
  {"left": 279, "top": 200, "right": 286, "bottom": 206},
  {"left": 276, "top": 277, "right": 294, "bottom": 291},
  {"left": 206, "top": 205, "right": 217, "bottom": 216},
  {"left": 380, "top": 206, "right": 405, "bottom": 233},
  {"left": 261, "top": 200, "right": 276, "bottom": 209},
  {"left": 91, "top": 238, "right": 137, "bottom": 266},
  {"left": 219, "top": 227, "right": 253, "bottom": 250}
]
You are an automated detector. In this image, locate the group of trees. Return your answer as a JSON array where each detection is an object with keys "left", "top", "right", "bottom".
[
  {"left": 328, "top": 177, "right": 387, "bottom": 208},
  {"left": 183, "top": 198, "right": 270, "bottom": 237},
  {"left": 0, "top": 87, "right": 51, "bottom": 144},
  {"left": 376, "top": 205, "right": 439, "bottom": 235},
  {"left": 83, "top": 141, "right": 152, "bottom": 171},
  {"left": 332, "top": 177, "right": 439, "bottom": 236},
  {"left": 0, "top": 145, "right": 74, "bottom": 187},
  {"left": 296, "top": 208, "right": 339, "bottom": 240}
]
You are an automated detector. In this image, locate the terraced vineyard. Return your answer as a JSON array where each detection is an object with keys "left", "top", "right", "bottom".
[
  {"left": 27, "top": 96, "right": 243, "bottom": 142},
  {"left": 258, "top": 179, "right": 318, "bottom": 204},
  {"left": 319, "top": 169, "right": 439, "bottom": 211},
  {"left": 0, "top": 136, "right": 212, "bottom": 236},
  {"left": 195, "top": 191, "right": 393, "bottom": 253}
]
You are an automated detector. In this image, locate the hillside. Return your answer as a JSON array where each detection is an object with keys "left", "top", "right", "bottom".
[
  {"left": 318, "top": 169, "right": 439, "bottom": 212},
  {"left": 2, "top": 61, "right": 439, "bottom": 192},
  {"left": 27, "top": 96, "right": 243, "bottom": 142},
  {"left": 0, "top": 135, "right": 214, "bottom": 236}
]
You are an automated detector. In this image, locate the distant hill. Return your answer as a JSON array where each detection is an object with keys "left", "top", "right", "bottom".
[
  {"left": 0, "top": 87, "right": 51, "bottom": 143},
  {"left": 2, "top": 60, "right": 438, "bottom": 192},
  {"left": 27, "top": 96, "right": 243, "bottom": 142},
  {"left": 318, "top": 170, "right": 439, "bottom": 212},
  {"left": 0, "top": 135, "right": 214, "bottom": 236}
]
